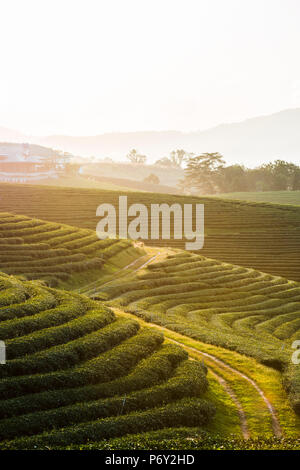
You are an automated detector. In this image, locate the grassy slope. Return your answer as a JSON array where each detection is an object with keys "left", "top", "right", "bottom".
[
  {"left": 81, "top": 161, "right": 184, "bottom": 188},
  {"left": 0, "top": 271, "right": 214, "bottom": 449},
  {"left": 0, "top": 183, "right": 300, "bottom": 281},
  {"left": 7, "top": 172, "right": 181, "bottom": 194},
  {"left": 72, "top": 246, "right": 300, "bottom": 445},
  {"left": 92, "top": 249, "right": 300, "bottom": 417},
  {"left": 0, "top": 212, "right": 145, "bottom": 289},
  {"left": 21, "top": 175, "right": 132, "bottom": 191},
  {"left": 84, "top": 174, "right": 181, "bottom": 194},
  {"left": 113, "top": 306, "right": 300, "bottom": 440},
  {"left": 1, "top": 184, "right": 300, "bottom": 447},
  {"left": 216, "top": 191, "right": 300, "bottom": 206},
  {"left": 64, "top": 428, "right": 300, "bottom": 450}
]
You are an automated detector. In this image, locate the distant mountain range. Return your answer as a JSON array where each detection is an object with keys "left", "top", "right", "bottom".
[{"left": 1, "top": 108, "right": 299, "bottom": 167}]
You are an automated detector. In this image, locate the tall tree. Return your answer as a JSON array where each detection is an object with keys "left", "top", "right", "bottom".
[
  {"left": 259, "top": 160, "right": 300, "bottom": 190},
  {"left": 217, "top": 164, "right": 248, "bottom": 192},
  {"left": 126, "top": 149, "right": 147, "bottom": 164},
  {"left": 156, "top": 149, "right": 191, "bottom": 168},
  {"left": 169, "top": 149, "right": 190, "bottom": 168},
  {"left": 291, "top": 167, "right": 300, "bottom": 190},
  {"left": 181, "top": 152, "right": 225, "bottom": 194}
]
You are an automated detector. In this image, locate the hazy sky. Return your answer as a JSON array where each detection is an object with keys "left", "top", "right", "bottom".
[{"left": 1, "top": 0, "right": 300, "bottom": 136}]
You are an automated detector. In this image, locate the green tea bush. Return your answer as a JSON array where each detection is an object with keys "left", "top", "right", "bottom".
[
  {"left": 0, "top": 285, "right": 57, "bottom": 321},
  {"left": 0, "top": 344, "right": 185, "bottom": 419},
  {"left": 6, "top": 306, "right": 115, "bottom": 358},
  {"left": 0, "top": 398, "right": 215, "bottom": 450},
  {"left": 0, "top": 291, "right": 90, "bottom": 340},
  {"left": 0, "top": 327, "right": 163, "bottom": 398},
  {"left": 0, "top": 360, "right": 208, "bottom": 439},
  {"left": 0, "top": 318, "right": 139, "bottom": 377}
]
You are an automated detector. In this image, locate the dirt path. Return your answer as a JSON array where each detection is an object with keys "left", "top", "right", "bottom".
[
  {"left": 131, "top": 253, "right": 161, "bottom": 273},
  {"left": 112, "top": 307, "right": 254, "bottom": 439},
  {"left": 191, "top": 357, "right": 250, "bottom": 439},
  {"left": 113, "top": 307, "right": 282, "bottom": 438},
  {"left": 128, "top": 250, "right": 282, "bottom": 438},
  {"left": 167, "top": 334, "right": 282, "bottom": 438},
  {"left": 82, "top": 247, "right": 282, "bottom": 439},
  {"left": 77, "top": 253, "right": 154, "bottom": 294}
]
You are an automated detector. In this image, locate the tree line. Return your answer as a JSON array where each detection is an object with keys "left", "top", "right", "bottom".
[
  {"left": 127, "top": 149, "right": 300, "bottom": 194},
  {"left": 179, "top": 152, "right": 300, "bottom": 194}
]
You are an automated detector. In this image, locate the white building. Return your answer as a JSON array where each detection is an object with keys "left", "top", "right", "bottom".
[{"left": 0, "top": 143, "right": 70, "bottom": 183}]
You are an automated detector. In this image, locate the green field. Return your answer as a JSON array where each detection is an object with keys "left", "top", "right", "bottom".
[
  {"left": 1, "top": 183, "right": 300, "bottom": 281},
  {"left": 0, "top": 185, "right": 300, "bottom": 449},
  {"left": 93, "top": 250, "right": 300, "bottom": 418},
  {"left": 25, "top": 174, "right": 180, "bottom": 194},
  {"left": 0, "top": 212, "right": 145, "bottom": 288},
  {"left": 24, "top": 175, "right": 131, "bottom": 191},
  {"left": 216, "top": 191, "right": 300, "bottom": 206},
  {"left": 0, "top": 269, "right": 215, "bottom": 449},
  {"left": 1, "top": 241, "right": 300, "bottom": 448},
  {"left": 81, "top": 161, "right": 183, "bottom": 189}
]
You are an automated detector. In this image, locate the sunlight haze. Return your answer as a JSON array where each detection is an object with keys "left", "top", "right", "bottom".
[{"left": 1, "top": 0, "right": 300, "bottom": 135}]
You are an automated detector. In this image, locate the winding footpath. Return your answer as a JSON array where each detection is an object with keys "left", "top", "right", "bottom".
[
  {"left": 77, "top": 253, "right": 154, "bottom": 295},
  {"left": 79, "top": 249, "right": 282, "bottom": 439},
  {"left": 167, "top": 335, "right": 282, "bottom": 438}
]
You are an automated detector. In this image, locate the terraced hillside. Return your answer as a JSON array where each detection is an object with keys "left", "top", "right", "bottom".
[
  {"left": 1, "top": 184, "right": 300, "bottom": 281},
  {"left": 0, "top": 212, "right": 145, "bottom": 288},
  {"left": 0, "top": 206, "right": 299, "bottom": 446},
  {"left": 94, "top": 251, "right": 300, "bottom": 415},
  {"left": 216, "top": 191, "right": 300, "bottom": 206},
  {"left": 0, "top": 271, "right": 214, "bottom": 449}
]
